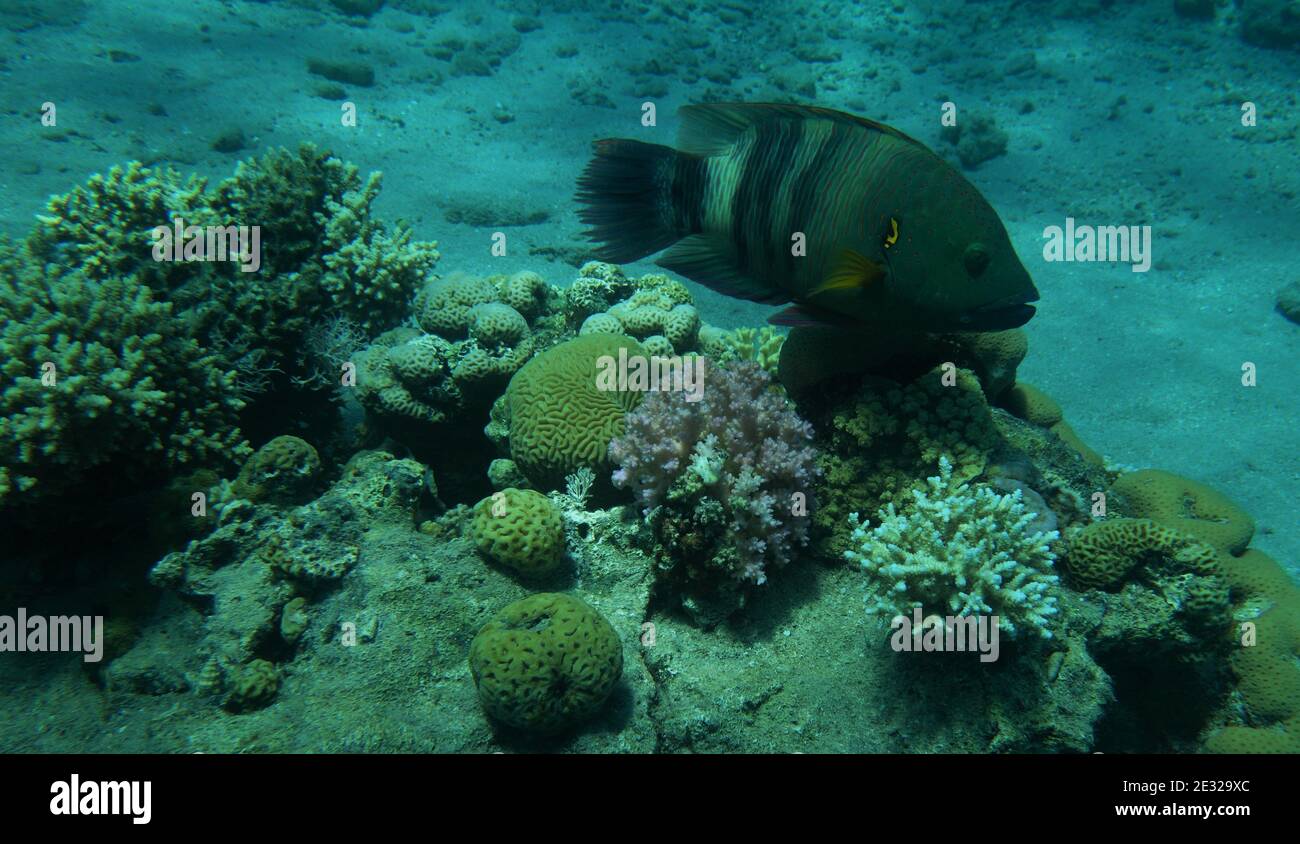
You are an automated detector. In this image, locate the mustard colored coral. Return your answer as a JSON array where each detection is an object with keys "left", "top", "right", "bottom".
[
  {"left": 468, "top": 593, "right": 623, "bottom": 733},
  {"left": 471, "top": 488, "right": 566, "bottom": 578},
  {"left": 1065, "top": 517, "right": 1218, "bottom": 590},
  {"left": 1111, "top": 469, "right": 1255, "bottom": 555},
  {"left": 506, "top": 333, "right": 645, "bottom": 488}
]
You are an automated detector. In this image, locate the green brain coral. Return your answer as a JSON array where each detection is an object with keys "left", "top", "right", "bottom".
[
  {"left": 468, "top": 593, "right": 623, "bottom": 733},
  {"left": 233, "top": 435, "right": 322, "bottom": 505},
  {"left": 471, "top": 488, "right": 566, "bottom": 578},
  {"left": 1110, "top": 469, "right": 1255, "bottom": 555},
  {"left": 506, "top": 333, "right": 645, "bottom": 488}
]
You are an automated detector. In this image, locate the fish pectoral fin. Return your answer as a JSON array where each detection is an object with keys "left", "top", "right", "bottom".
[
  {"left": 657, "top": 235, "right": 789, "bottom": 304},
  {"left": 807, "top": 249, "right": 885, "bottom": 298}
]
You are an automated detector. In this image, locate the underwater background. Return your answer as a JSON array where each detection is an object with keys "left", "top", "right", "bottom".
[{"left": 0, "top": 0, "right": 1297, "bottom": 753}]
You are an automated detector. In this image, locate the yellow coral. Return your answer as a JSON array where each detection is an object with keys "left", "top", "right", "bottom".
[
  {"left": 468, "top": 593, "right": 623, "bottom": 733},
  {"left": 1111, "top": 469, "right": 1254, "bottom": 555},
  {"left": 506, "top": 334, "right": 645, "bottom": 488},
  {"left": 1003, "top": 383, "right": 1062, "bottom": 428},
  {"left": 470, "top": 488, "right": 566, "bottom": 578},
  {"left": 1065, "top": 517, "right": 1219, "bottom": 590}
]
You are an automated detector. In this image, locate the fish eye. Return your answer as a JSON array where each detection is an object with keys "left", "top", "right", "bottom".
[{"left": 964, "top": 243, "right": 990, "bottom": 278}]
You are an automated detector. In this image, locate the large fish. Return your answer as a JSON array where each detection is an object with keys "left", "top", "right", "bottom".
[{"left": 575, "top": 103, "right": 1038, "bottom": 333}]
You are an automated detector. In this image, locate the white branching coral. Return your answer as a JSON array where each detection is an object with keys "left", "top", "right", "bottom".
[{"left": 845, "top": 456, "right": 1061, "bottom": 639}]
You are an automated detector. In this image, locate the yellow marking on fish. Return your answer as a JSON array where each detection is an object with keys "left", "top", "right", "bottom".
[{"left": 883, "top": 217, "right": 900, "bottom": 250}]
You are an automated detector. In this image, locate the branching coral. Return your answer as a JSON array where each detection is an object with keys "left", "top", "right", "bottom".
[
  {"left": 0, "top": 261, "right": 249, "bottom": 506},
  {"left": 845, "top": 456, "right": 1061, "bottom": 639},
  {"left": 609, "top": 361, "right": 819, "bottom": 589}
]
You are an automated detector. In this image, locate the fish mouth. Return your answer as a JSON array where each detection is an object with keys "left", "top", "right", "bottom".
[{"left": 958, "top": 289, "right": 1039, "bottom": 331}]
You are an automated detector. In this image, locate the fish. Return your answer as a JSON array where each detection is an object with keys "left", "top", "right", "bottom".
[{"left": 575, "top": 103, "right": 1039, "bottom": 333}]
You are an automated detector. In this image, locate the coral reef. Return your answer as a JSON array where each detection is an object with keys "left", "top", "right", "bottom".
[
  {"left": 609, "top": 361, "right": 819, "bottom": 614},
  {"left": 2, "top": 145, "right": 440, "bottom": 519},
  {"left": 0, "top": 260, "right": 249, "bottom": 508},
  {"left": 847, "top": 456, "right": 1061, "bottom": 639},
  {"left": 468, "top": 593, "right": 623, "bottom": 733},
  {"left": 506, "top": 333, "right": 646, "bottom": 490},
  {"left": 1110, "top": 469, "right": 1254, "bottom": 555},
  {"left": 470, "top": 488, "right": 567, "bottom": 579},
  {"left": 233, "top": 436, "right": 322, "bottom": 505},
  {"left": 807, "top": 366, "right": 1003, "bottom": 560},
  {"left": 698, "top": 325, "right": 785, "bottom": 374},
  {"left": 567, "top": 262, "right": 701, "bottom": 354},
  {"left": 1065, "top": 518, "right": 1230, "bottom": 632}
]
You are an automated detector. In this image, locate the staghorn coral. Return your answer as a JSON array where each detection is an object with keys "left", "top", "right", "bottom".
[
  {"left": 609, "top": 361, "right": 819, "bottom": 591},
  {"left": 846, "top": 456, "right": 1061, "bottom": 639}
]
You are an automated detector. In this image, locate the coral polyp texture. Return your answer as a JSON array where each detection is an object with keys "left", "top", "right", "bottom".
[
  {"left": 506, "top": 333, "right": 646, "bottom": 489},
  {"left": 0, "top": 261, "right": 249, "bottom": 506},
  {"left": 468, "top": 593, "right": 623, "bottom": 734},
  {"left": 609, "top": 361, "right": 819, "bottom": 594},
  {"left": 846, "top": 456, "right": 1061, "bottom": 639},
  {"left": 470, "top": 488, "right": 567, "bottom": 579}
]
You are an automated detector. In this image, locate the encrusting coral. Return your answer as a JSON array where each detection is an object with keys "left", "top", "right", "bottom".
[{"left": 846, "top": 456, "right": 1061, "bottom": 639}]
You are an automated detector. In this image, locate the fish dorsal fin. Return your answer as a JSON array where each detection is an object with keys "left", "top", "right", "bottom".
[
  {"left": 657, "top": 234, "right": 790, "bottom": 305},
  {"left": 678, "top": 103, "right": 925, "bottom": 157},
  {"left": 807, "top": 249, "right": 886, "bottom": 298}
]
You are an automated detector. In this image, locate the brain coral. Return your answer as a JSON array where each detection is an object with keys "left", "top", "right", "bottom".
[
  {"left": 354, "top": 328, "right": 460, "bottom": 425},
  {"left": 468, "top": 592, "right": 623, "bottom": 733},
  {"left": 469, "top": 302, "right": 529, "bottom": 347},
  {"left": 471, "top": 488, "right": 566, "bottom": 578},
  {"left": 234, "top": 435, "right": 321, "bottom": 504},
  {"left": 1065, "top": 517, "right": 1218, "bottom": 590},
  {"left": 506, "top": 333, "right": 645, "bottom": 489},
  {"left": 1111, "top": 469, "right": 1254, "bottom": 555},
  {"left": 1066, "top": 517, "right": 1231, "bottom": 631},
  {"left": 413, "top": 273, "right": 499, "bottom": 338}
]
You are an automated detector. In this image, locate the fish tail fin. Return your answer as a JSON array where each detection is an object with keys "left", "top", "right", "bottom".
[{"left": 576, "top": 139, "right": 697, "bottom": 263}]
